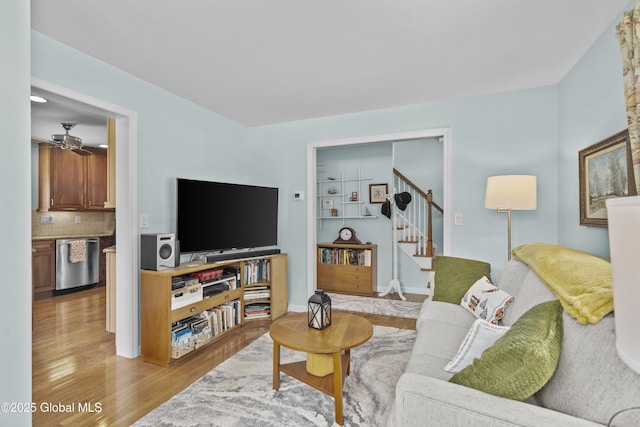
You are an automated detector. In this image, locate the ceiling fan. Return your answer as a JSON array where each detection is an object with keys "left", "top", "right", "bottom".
[{"left": 49, "top": 123, "right": 92, "bottom": 156}]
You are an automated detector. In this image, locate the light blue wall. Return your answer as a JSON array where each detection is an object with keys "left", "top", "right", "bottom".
[
  {"left": 31, "top": 31, "right": 250, "bottom": 235},
  {"left": 249, "top": 86, "right": 560, "bottom": 305},
  {"left": 557, "top": 8, "right": 629, "bottom": 258},
  {"left": 0, "top": 1, "right": 32, "bottom": 425}
]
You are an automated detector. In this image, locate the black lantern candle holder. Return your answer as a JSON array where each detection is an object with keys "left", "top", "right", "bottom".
[{"left": 308, "top": 289, "right": 331, "bottom": 330}]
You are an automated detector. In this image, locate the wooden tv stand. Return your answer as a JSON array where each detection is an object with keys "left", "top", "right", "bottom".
[{"left": 141, "top": 253, "right": 287, "bottom": 367}]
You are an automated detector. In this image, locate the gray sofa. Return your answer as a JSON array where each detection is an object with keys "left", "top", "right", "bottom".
[{"left": 387, "top": 253, "right": 640, "bottom": 426}]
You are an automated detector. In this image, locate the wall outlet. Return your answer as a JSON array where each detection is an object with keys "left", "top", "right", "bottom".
[
  {"left": 40, "top": 215, "right": 54, "bottom": 224},
  {"left": 75, "top": 215, "right": 82, "bottom": 224}
]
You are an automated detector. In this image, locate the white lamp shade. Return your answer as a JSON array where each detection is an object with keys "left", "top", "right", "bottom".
[
  {"left": 606, "top": 195, "right": 640, "bottom": 374},
  {"left": 485, "top": 175, "right": 537, "bottom": 210}
]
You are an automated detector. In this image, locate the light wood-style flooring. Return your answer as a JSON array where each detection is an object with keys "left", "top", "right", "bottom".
[{"left": 32, "top": 287, "right": 425, "bottom": 426}]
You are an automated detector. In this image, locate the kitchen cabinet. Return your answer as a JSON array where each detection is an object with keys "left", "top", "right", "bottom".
[
  {"left": 32, "top": 240, "right": 55, "bottom": 300},
  {"left": 39, "top": 144, "right": 111, "bottom": 211}
]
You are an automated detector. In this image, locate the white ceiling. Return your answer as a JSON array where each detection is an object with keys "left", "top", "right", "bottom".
[{"left": 30, "top": 0, "right": 631, "bottom": 128}]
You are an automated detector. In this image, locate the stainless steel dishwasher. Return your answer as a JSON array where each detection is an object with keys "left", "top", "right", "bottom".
[{"left": 55, "top": 237, "right": 100, "bottom": 291}]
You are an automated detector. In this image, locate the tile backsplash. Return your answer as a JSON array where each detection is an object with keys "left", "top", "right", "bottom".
[{"left": 32, "top": 210, "right": 115, "bottom": 239}]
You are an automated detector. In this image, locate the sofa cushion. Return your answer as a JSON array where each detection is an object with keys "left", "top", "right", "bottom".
[
  {"left": 499, "top": 266, "right": 556, "bottom": 327},
  {"left": 536, "top": 311, "right": 640, "bottom": 425},
  {"left": 408, "top": 301, "right": 476, "bottom": 381},
  {"left": 449, "top": 300, "right": 563, "bottom": 401},
  {"left": 460, "top": 276, "right": 514, "bottom": 324},
  {"left": 432, "top": 256, "right": 491, "bottom": 304},
  {"left": 444, "top": 319, "right": 510, "bottom": 373}
]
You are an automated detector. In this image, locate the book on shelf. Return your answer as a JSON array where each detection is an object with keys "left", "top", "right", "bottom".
[
  {"left": 319, "top": 247, "right": 372, "bottom": 266},
  {"left": 244, "top": 259, "right": 271, "bottom": 285}
]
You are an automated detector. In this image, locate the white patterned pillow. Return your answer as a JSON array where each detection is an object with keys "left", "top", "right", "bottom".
[
  {"left": 445, "top": 318, "right": 511, "bottom": 373},
  {"left": 460, "top": 276, "right": 514, "bottom": 324}
]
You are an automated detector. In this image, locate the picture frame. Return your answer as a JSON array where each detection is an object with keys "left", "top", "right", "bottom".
[
  {"left": 579, "top": 129, "right": 637, "bottom": 227},
  {"left": 322, "top": 199, "right": 334, "bottom": 210},
  {"left": 369, "top": 183, "right": 388, "bottom": 204}
]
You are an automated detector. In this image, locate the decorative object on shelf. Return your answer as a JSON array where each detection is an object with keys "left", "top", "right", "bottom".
[
  {"left": 350, "top": 191, "right": 358, "bottom": 202},
  {"left": 606, "top": 195, "right": 640, "bottom": 374},
  {"left": 364, "top": 207, "right": 372, "bottom": 216},
  {"left": 485, "top": 175, "right": 537, "bottom": 260},
  {"left": 369, "top": 183, "right": 388, "bottom": 203},
  {"left": 394, "top": 192, "right": 412, "bottom": 211},
  {"left": 380, "top": 191, "right": 413, "bottom": 301},
  {"left": 579, "top": 129, "right": 636, "bottom": 228},
  {"left": 322, "top": 199, "right": 334, "bottom": 209},
  {"left": 308, "top": 290, "right": 331, "bottom": 330},
  {"left": 333, "top": 226, "right": 362, "bottom": 244},
  {"left": 331, "top": 208, "right": 338, "bottom": 217},
  {"left": 328, "top": 186, "right": 337, "bottom": 194}
]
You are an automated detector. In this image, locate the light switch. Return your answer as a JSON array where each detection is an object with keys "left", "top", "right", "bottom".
[
  {"left": 454, "top": 212, "right": 463, "bottom": 226},
  {"left": 140, "top": 213, "right": 149, "bottom": 228},
  {"left": 293, "top": 191, "right": 304, "bottom": 201}
]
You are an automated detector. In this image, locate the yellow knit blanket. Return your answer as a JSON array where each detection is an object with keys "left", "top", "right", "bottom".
[{"left": 511, "top": 243, "right": 613, "bottom": 325}]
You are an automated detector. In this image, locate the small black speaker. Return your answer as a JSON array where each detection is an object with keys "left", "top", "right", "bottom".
[
  {"left": 141, "top": 233, "right": 176, "bottom": 271},
  {"left": 174, "top": 240, "right": 180, "bottom": 267}
]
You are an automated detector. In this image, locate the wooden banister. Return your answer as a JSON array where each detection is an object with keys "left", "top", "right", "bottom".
[{"left": 393, "top": 168, "right": 443, "bottom": 258}]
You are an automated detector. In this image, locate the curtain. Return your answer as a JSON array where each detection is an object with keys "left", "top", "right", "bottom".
[{"left": 617, "top": 4, "right": 640, "bottom": 195}]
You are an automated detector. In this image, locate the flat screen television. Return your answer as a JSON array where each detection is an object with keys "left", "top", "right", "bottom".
[{"left": 176, "top": 178, "right": 279, "bottom": 253}]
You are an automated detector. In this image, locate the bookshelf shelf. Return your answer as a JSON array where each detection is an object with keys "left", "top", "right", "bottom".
[
  {"left": 316, "top": 243, "right": 377, "bottom": 296},
  {"left": 141, "top": 253, "right": 288, "bottom": 367},
  {"left": 316, "top": 167, "right": 377, "bottom": 228}
]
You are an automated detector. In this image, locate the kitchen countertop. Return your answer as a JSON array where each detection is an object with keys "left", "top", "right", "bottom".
[{"left": 32, "top": 233, "right": 114, "bottom": 241}]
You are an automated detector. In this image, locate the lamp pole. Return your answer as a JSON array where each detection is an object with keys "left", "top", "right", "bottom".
[{"left": 497, "top": 208, "right": 513, "bottom": 260}]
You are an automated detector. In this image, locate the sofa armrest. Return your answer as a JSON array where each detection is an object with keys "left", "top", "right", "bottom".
[{"left": 387, "top": 374, "right": 602, "bottom": 427}]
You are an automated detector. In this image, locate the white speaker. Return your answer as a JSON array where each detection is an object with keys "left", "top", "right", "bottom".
[{"left": 141, "top": 233, "right": 177, "bottom": 271}]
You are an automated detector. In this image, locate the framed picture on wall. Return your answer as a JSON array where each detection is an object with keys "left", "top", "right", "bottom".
[
  {"left": 369, "top": 183, "right": 388, "bottom": 203},
  {"left": 579, "top": 129, "right": 636, "bottom": 227}
]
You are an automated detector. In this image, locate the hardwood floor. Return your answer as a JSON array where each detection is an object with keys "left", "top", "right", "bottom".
[{"left": 32, "top": 287, "right": 424, "bottom": 426}]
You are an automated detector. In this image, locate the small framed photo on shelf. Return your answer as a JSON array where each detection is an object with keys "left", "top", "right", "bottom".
[
  {"left": 369, "top": 183, "right": 388, "bottom": 203},
  {"left": 322, "top": 200, "right": 334, "bottom": 209},
  {"left": 579, "top": 129, "right": 637, "bottom": 227},
  {"left": 350, "top": 191, "right": 358, "bottom": 202},
  {"left": 331, "top": 208, "right": 338, "bottom": 217}
]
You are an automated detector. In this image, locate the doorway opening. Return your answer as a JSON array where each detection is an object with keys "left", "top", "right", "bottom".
[
  {"left": 306, "top": 128, "right": 452, "bottom": 301},
  {"left": 31, "top": 77, "right": 139, "bottom": 358}
]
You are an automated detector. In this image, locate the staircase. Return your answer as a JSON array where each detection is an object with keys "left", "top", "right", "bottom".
[{"left": 392, "top": 168, "right": 443, "bottom": 271}]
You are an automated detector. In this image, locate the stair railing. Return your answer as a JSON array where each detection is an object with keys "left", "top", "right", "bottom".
[{"left": 392, "top": 168, "right": 443, "bottom": 257}]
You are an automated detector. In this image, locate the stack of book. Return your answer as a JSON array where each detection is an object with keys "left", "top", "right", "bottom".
[
  {"left": 244, "top": 303, "right": 271, "bottom": 319},
  {"left": 244, "top": 286, "right": 270, "bottom": 303}
]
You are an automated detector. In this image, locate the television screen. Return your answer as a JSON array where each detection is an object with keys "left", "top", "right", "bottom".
[{"left": 176, "top": 178, "right": 279, "bottom": 253}]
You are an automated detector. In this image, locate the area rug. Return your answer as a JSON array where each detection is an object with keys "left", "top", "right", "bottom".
[
  {"left": 132, "top": 326, "right": 416, "bottom": 427},
  {"left": 327, "top": 292, "right": 423, "bottom": 319}
]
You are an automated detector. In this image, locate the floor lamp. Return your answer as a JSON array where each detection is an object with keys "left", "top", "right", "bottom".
[{"left": 485, "top": 175, "right": 537, "bottom": 260}]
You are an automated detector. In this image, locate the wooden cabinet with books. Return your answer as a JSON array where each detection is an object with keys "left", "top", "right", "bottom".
[
  {"left": 316, "top": 243, "right": 377, "bottom": 296},
  {"left": 141, "top": 253, "right": 288, "bottom": 367}
]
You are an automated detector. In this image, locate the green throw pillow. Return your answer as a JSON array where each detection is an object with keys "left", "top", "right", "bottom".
[
  {"left": 449, "top": 300, "right": 563, "bottom": 401},
  {"left": 432, "top": 256, "right": 491, "bottom": 304}
]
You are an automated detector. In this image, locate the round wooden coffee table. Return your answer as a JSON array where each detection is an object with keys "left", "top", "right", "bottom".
[{"left": 269, "top": 311, "right": 373, "bottom": 426}]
